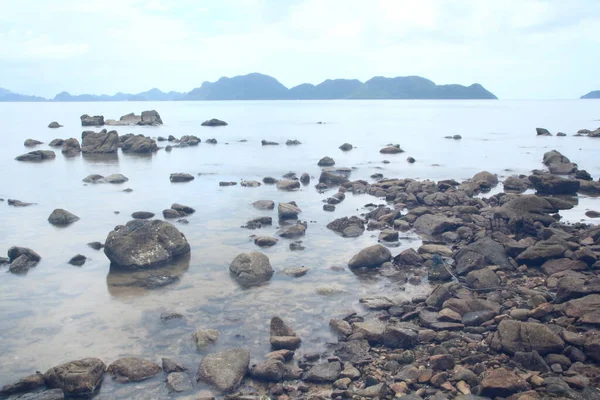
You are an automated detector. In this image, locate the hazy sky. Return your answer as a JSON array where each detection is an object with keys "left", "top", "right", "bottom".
[{"left": 1, "top": 0, "right": 599, "bottom": 99}]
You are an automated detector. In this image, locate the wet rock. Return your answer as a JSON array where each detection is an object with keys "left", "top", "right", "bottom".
[
  {"left": 456, "top": 237, "right": 513, "bottom": 270},
  {"left": 430, "top": 354, "right": 455, "bottom": 370},
  {"left": 348, "top": 244, "right": 392, "bottom": 268},
  {"left": 61, "top": 138, "right": 81, "bottom": 156},
  {"left": 107, "top": 357, "right": 161, "bottom": 382},
  {"left": 81, "top": 129, "right": 118, "bottom": 153},
  {"left": 289, "top": 241, "right": 305, "bottom": 251},
  {"left": 15, "top": 150, "right": 56, "bottom": 162},
  {"left": 327, "top": 216, "right": 365, "bottom": 237},
  {"left": 541, "top": 258, "right": 587, "bottom": 275},
  {"left": 472, "top": 171, "right": 498, "bottom": 187},
  {"left": 330, "top": 319, "right": 353, "bottom": 336},
  {"left": 219, "top": 181, "right": 236, "bottom": 186},
  {"left": 503, "top": 175, "right": 529, "bottom": 192},
  {"left": 8, "top": 389, "right": 65, "bottom": 399},
  {"left": 276, "top": 180, "right": 300, "bottom": 191},
  {"left": 564, "top": 294, "right": 600, "bottom": 325},
  {"left": 261, "top": 140, "right": 279, "bottom": 145},
  {"left": 394, "top": 248, "right": 424, "bottom": 266},
  {"left": 24, "top": 139, "right": 43, "bottom": 147},
  {"left": 480, "top": 368, "right": 529, "bottom": 397},
  {"left": 250, "top": 359, "right": 286, "bottom": 382},
  {"left": 193, "top": 329, "right": 220, "bottom": 349},
  {"left": 166, "top": 372, "right": 193, "bottom": 392},
  {"left": 270, "top": 336, "right": 302, "bottom": 350},
  {"left": 323, "top": 204, "right": 336, "bottom": 212},
  {"left": 205, "top": 138, "right": 217, "bottom": 144},
  {"left": 131, "top": 211, "right": 155, "bottom": 219},
  {"left": 339, "top": 143, "right": 353, "bottom": 151},
  {"left": 170, "top": 173, "right": 195, "bottom": 183},
  {"left": 254, "top": 236, "right": 278, "bottom": 247},
  {"left": 380, "top": 145, "right": 404, "bottom": 154},
  {"left": 319, "top": 169, "right": 351, "bottom": 185},
  {"left": 121, "top": 135, "right": 158, "bottom": 153},
  {"left": 428, "top": 256, "right": 453, "bottom": 281},
  {"left": 334, "top": 340, "right": 372, "bottom": 364},
  {"left": 300, "top": 173, "right": 310, "bottom": 184},
  {"left": 277, "top": 222, "right": 306, "bottom": 238},
  {"left": 253, "top": 200, "right": 275, "bottom": 210},
  {"left": 491, "top": 320, "right": 565, "bottom": 355},
  {"left": 586, "top": 210, "right": 600, "bottom": 218},
  {"left": 407, "top": 156, "right": 416, "bottom": 163},
  {"left": 80, "top": 114, "right": 104, "bottom": 126},
  {"left": 240, "top": 180, "right": 261, "bottom": 187},
  {"left": 49, "top": 138, "right": 64, "bottom": 146},
  {"left": 104, "top": 174, "right": 128, "bottom": 183},
  {"left": 414, "top": 214, "right": 461, "bottom": 236},
  {"left": 196, "top": 348, "right": 250, "bottom": 392},
  {"left": 278, "top": 202, "right": 301, "bottom": 219},
  {"left": 466, "top": 267, "right": 500, "bottom": 290},
  {"left": 7, "top": 199, "right": 34, "bottom": 207},
  {"left": 281, "top": 266, "right": 309, "bottom": 277},
  {"left": 383, "top": 326, "right": 418, "bottom": 349},
  {"left": 162, "top": 358, "right": 186, "bottom": 373},
  {"left": 163, "top": 209, "right": 184, "bottom": 219},
  {"left": 47, "top": 209, "right": 79, "bottom": 226},
  {"left": 529, "top": 174, "right": 580, "bottom": 195},
  {"left": 536, "top": 127, "right": 551, "bottom": 136},
  {"left": 303, "top": 362, "right": 342, "bottom": 383},
  {"left": 516, "top": 237, "right": 568, "bottom": 265},
  {"left": 0, "top": 373, "right": 45, "bottom": 396},
  {"left": 178, "top": 135, "right": 201, "bottom": 146},
  {"left": 82, "top": 174, "right": 104, "bottom": 183},
  {"left": 317, "top": 156, "right": 335, "bottom": 166},
  {"left": 68, "top": 254, "right": 87, "bottom": 266},
  {"left": 44, "top": 358, "right": 106, "bottom": 396},
  {"left": 229, "top": 251, "right": 273, "bottom": 286},
  {"left": 48, "top": 121, "right": 63, "bottom": 129},
  {"left": 104, "top": 219, "right": 190, "bottom": 269},
  {"left": 262, "top": 176, "right": 278, "bottom": 184},
  {"left": 201, "top": 118, "right": 228, "bottom": 126},
  {"left": 286, "top": 139, "right": 301, "bottom": 145},
  {"left": 243, "top": 216, "right": 272, "bottom": 229}
]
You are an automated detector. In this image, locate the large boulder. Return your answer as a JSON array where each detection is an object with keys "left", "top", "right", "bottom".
[
  {"left": 327, "top": 216, "right": 365, "bottom": 237},
  {"left": 81, "top": 129, "right": 119, "bottom": 153},
  {"left": 61, "top": 138, "right": 81, "bottom": 156},
  {"left": 536, "top": 127, "right": 551, "bottom": 136},
  {"left": 230, "top": 252, "right": 274, "bottom": 286},
  {"left": 472, "top": 171, "right": 498, "bottom": 186},
  {"left": 529, "top": 174, "right": 580, "bottom": 195},
  {"left": 44, "top": 358, "right": 106, "bottom": 396},
  {"left": 196, "top": 348, "right": 250, "bottom": 392},
  {"left": 139, "top": 110, "right": 163, "bottom": 126},
  {"left": 48, "top": 209, "right": 80, "bottom": 226},
  {"left": 516, "top": 236, "right": 568, "bottom": 265},
  {"left": 7, "top": 246, "right": 41, "bottom": 273},
  {"left": 491, "top": 320, "right": 564, "bottom": 355},
  {"left": 121, "top": 135, "right": 158, "bottom": 153},
  {"left": 201, "top": 118, "right": 227, "bottom": 126},
  {"left": 413, "top": 214, "right": 461, "bottom": 236},
  {"left": 348, "top": 245, "right": 392, "bottom": 268},
  {"left": 104, "top": 220, "right": 190, "bottom": 269},
  {"left": 278, "top": 202, "right": 301, "bottom": 219},
  {"left": 107, "top": 357, "right": 161, "bottom": 382},
  {"left": 80, "top": 114, "right": 105, "bottom": 126},
  {"left": 380, "top": 145, "right": 404, "bottom": 154},
  {"left": 317, "top": 156, "right": 335, "bottom": 167},
  {"left": 15, "top": 150, "right": 56, "bottom": 162}
]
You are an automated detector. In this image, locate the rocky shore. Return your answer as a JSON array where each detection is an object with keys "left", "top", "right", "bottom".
[{"left": 2, "top": 122, "right": 600, "bottom": 400}]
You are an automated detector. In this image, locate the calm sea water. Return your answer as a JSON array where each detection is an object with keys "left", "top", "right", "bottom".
[{"left": 0, "top": 100, "right": 599, "bottom": 395}]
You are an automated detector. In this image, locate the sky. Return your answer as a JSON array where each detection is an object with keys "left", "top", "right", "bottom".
[{"left": 1, "top": 0, "right": 599, "bottom": 99}]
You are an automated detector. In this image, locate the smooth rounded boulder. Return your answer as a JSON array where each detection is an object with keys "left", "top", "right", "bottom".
[
  {"left": 107, "top": 357, "right": 161, "bottom": 382},
  {"left": 48, "top": 209, "right": 80, "bottom": 226},
  {"left": 229, "top": 251, "right": 274, "bottom": 286},
  {"left": 48, "top": 121, "right": 63, "bottom": 128},
  {"left": 348, "top": 244, "right": 392, "bottom": 268},
  {"left": 196, "top": 348, "right": 250, "bottom": 392},
  {"left": 201, "top": 118, "right": 228, "bottom": 126},
  {"left": 15, "top": 150, "right": 56, "bottom": 162},
  {"left": 104, "top": 220, "right": 190, "bottom": 269}
]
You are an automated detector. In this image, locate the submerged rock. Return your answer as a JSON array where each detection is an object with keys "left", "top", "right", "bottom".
[
  {"left": 201, "top": 118, "right": 228, "bottom": 126},
  {"left": 48, "top": 209, "right": 80, "bottom": 226},
  {"left": 24, "top": 139, "right": 43, "bottom": 147},
  {"left": 339, "top": 143, "right": 353, "bottom": 151},
  {"left": 230, "top": 251, "right": 274, "bottom": 286},
  {"left": 107, "top": 357, "right": 161, "bottom": 382},
  {"left": 44, "top": 358, "right": 106, "bottom": 396},
  {"left": 166, "top": 372, "right": 193, "bottom": 392},
  {"left": 48, "top": 121, "right": 63, "bottom": 128},
  {"left": 348, "top": 244, "right": 392, "bottom": 268},
  {"left": 193, "top": 329, "right": 220, "bottom": 349},
  {"left": 170, "top": 173, "right": 195, "bottom": 183},
  {"left": 68, "top": 254, "right": 87, "bottom": 266},
  {"left": 196, "top": 348, "right": 250, "bottom": 392},
  {"left": 15, "top": 150, "right": 56, "bottom": 162},
  {"left": 104, "top": 220, "right": 190, "bottom": 269}
]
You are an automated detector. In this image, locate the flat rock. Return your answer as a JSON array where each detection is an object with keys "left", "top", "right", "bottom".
[
  {"left": 104, "top": 174, "right": 128, "bottom": 183},
  {"left": 303, "top": 362, "right": 342, "bottom": 383},
  {"left": 348, "top": 244, "right": 392, "bottom": 268},
  {"left": 170, "top": 173, "right": 195, "bottom": 183},
  {"left": 196, "top": 348, "right": 250, "bottom": 392},
  {"left": 44, "top": 358, "right": 106, "bottom": 396},
  {"left": 0, "top": 373, "right": 45, "bottom": 396},
  {"left": 253, "top": 200, "right": 275, "bottom": 210},
  {"left": 414, "top": 214, "right": 461, "bottom": 236},
  {"left": 276, "top": 180, "right": 300, "bottom": 191},
  {"left": 229, "top": 252, "right": 273, "bottom": 286},
  {"left": 491, "top": 320, "right": 564, "bottom": 355},
  {"left": 480, "top": 368, "right": 529, "bottom": 397},
  {"left": 201, "top": 118, "right": 227, "bottom": 126},
  {"left": 107, "top": 357, "right": 161, "bottom": 382},
  {"left": 166, "top": 372, "right": 193, "bottom": 392},
  {"left": 15, "top": 150, "right": 56, "bottom": 162}
]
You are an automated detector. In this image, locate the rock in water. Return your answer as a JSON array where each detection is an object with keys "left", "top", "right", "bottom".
[
  {"left": 253, "top": 200, "right": 275, "bottom": 210},
  {"left": 80, "top": 114, "right": 105, "bottom": 126},
  {"left": 49, "top": 138, "right": 64, "bottom": 146},
  {"left": 317, "top": 156, "right": 335, "bottom": 166},
  {"left": 491, "top": 320, "right": 564, "bottom": 355},
  {"left": 48, "top": 209, "right": 80, "bottom": 226},
  {"left": 131, "top": 211, "right": 155, "bottom": 219},
  {"left": 196, "top": 348, "right": 250, "bottom": 392},
  {"left": 348, "top": 245, "right": 392, "bottom": 268},
  {"left": 104, "top": 174, "right": 128, "bottom": 183},
  {"left": 104, "top": 220, "right": 190, "bottom": 269},
  {"left": 121, "top": 135, "right": 158, "bottom": 153},
  {"left": 68, "top": 254, "right": 87, "bottom": 266},
  {"left": 107, "top": 357, "right": 161, "bottom": 382},
  {"left": 380, "top": 145, "right": 404, "bottom": 154},
  {"left": 193, "top": 329, "right": 220, "bottom": 349},
  {"left": 44, "top": 358, "right": 106, "bottom": 396},
  {"left": 61, "top": 138, "right": 81, "bottom": 156},
  {"left": 229, "top": 252, "right": 274, "bottom": 286},
  {"left": 278, "top": 202, "right": 301, "bottom": 219},
  {"left": 139, "top": 110, "right": 163, "bottom": 125},
  {"left": 276, "top": 180, "right": 300, "bottom": 191},
  {"left": 0, "top": 373, "right": 46, "bottom": 396},
  {"left": 536, "top": 127, "right": 551, "bottom": 136},
  {"left": 201, "top": 118, "right": 228, "bottom": 126},
  {"left": 24, "top": 139, "right": 43, "bottom": 147},
  {"left": 166, "top": 372, "right": 193, "bottom": 392},
  {"left": 304, "top": 362, "right": 342, "bottom": 383},
  {"left": 81, "top": 129, "right": 118, "bottom": 153},
  {"left": 15, "top": 150, "right": 56, "bottom": 162},
  {"left": 48, "top": 121, "right": 63, "bottom": 128},
  {"left": 170, "top": 173, "right": 195, "bottom": 183},
  {"left": 339, "top": 143, "right": 353, "bottom": 151},
  {"left": 529, "top": 174, "right": 580, "bottom": 195}
]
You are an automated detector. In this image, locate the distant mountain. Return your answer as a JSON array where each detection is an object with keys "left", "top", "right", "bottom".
[
  {"left": 581, "top": 90, "right": 600, "bottom": 99},
  {"left": 0, "top": 73, "right": 499, "bottom": 102}
]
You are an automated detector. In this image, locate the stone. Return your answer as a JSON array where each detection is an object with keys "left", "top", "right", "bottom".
[
  {"left": 414, "top": 214, "right": 461, "bottom": 236},
  {"left": 286, "top": 139, "right": 301, "bottom": 145},
  {"left": 514, "top": 351, "right": 550, "bottom": 373},
  {"left": 466, "top": 267, "right": 500, "bottom": 290},
  {"left": 201, "top": 118, "right": 227, "bottom": 126},
  {"left": 334, "top": 340, "right": 372, "bottom": 364},
  {"left": 564, "top": 294, "right": 600, "bottom": 325},
  {"left": 339, "top": 143, "right": 353, "bottom": 151},
  {"left": 327, "top": 216, "right": 365, "bottom": 237},
  {"left": 380, "top": 145, "right": 404, "bottom": 154},
  {"left": 250, "top": 358, "right": 286, "bottom": 382},
  {"left": 278, "top": 202, "right": 301, "bottom": 219},
  {"left": 430, "top": 354, "right": 455, "bottom": 371},
  {"left": 479, "top": 368, "right": 529, "bottom": 397},
  {"left": 193, "top": 329, "right": 220, "bottom": 349},
  {"left": 68, "top": 254, "right": 87, "bottom": 266},
  {"left": 131, "top": 211, "right": 155, "bottom": 219},
  {"left": 196, "top": 348, "right": 250, "bottom": 392},
  {"left": 170, "top": 173, "right": 195, "bottom": 183},
  {"left": 253, "top": 200, "right": 275, "bottom": 210},
  {"left": 348, "top": 244, "right": 392, "bottom": 268},
  {"left": 281, "top": 266, "right": 309, "bottom": 277},
  {"left": 166, "top": 372, "right": 193, "bottom": 392},
  {"left": 104, "top": 174, "right": 128, "bottom": 183},
  {"left": 536, "top": 127, "right": 551, "bottom": 136},
  {"left": 277, "top": 222, "right": 306, "bottom": 238},
  {"left": 47, "top": 209, "right": 80, "bottom": 226},
  {"left": 163, "top": 209, "right": 183, "bottom": 219},
  {"left": 104, "top": 219, "right": 190, "bottom": 269},
  {"left": 80, "top": 114, "right": 104, "bottom": 126},
  {"left": 270, "top": 336, "right": 301, "bottom": 350},
  {"left": 516, "top": 237, "right": 568, "bottom": 265},
  {"left": 0, "top": 373, "right": 45, "bottom": 396},
  {"left": 229, "top": 252, "right": 274, "bottom": 286},
  {"left": 121, "top": 135, "right": 158, "bottom": 153},
  {"left": 24, "top": 139, "right": 43, "bottom": 147},
  {"left": 300, "top": 173, "right": 310, "bottom": 184},
  {"left": 317, "top": 156, "right": 335, "bottom": 166},
  {"left": 162, "top": 358, "right": 186, "bottom": 373},
  {"left": 48, "top": 121, "right": 62, "bottom": 128},
  {"left": 353, "top": 320, "right": 386, "bottom": 344},
  {"left": 8, "top": 389, "right": 65, "bottom": 399},
  {"left": 407, "top": 156, "right": 416, "bottom": 163},
  {"left": 541, "top": 258, "right": 587, "bottom": 275},
  {"left": 15, "top": 150, "right": 56, "bottom": 162},
  {"left": 473, "top": 171, "right": 499, "bottom": 186},
  {"left": 44, "top": 358, "right": 106, "bottom": 395},
  {"left": 329, "top": 319, "right": 353, "bottom": 336},
  {"left": 492, "top": 320, "right": 565, "bottom": 355},
  {"left": 379, "top": 229, "right": 399, "bottom": 242},
  {"left": 276, "top": 180, "right": 300, "bottom": 191},
  {"left": 383, "top": 326, "right": 418, "bottom": 349},
  {"left": 81, "top": 129, "right": 118, "bottom": 153},
  {"left": 254, "top": 236, "right": 278, "bottom": 247},
  {"left": 303, "top": 362, "right": 342, "bottom": 383},
  {"left": 107, "top": 357, "right": 161, "bottom": 382},
  {"left": 529, "top": 174, "right": 580, "bottom": 195}
]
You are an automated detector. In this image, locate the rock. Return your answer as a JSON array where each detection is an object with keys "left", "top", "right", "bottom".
[
  {"left": 330, "top": 319, "right": 353, "bottom": 336},
  {"left": 276, "top": 180, "right": 300, "bottom": 191},
  {"left": 178, "top": 135, "right": 201, "bottom": 146},
  {"left": 407, "top": 156, "right": 416, "bottom": 163},
  {"left": 466, "top": 267, "right": 500, "bottom": 290},
  {"left": 380, "top": 145, "right": 404, "bottom": 154},
  {"left": 139, "top": 110, "right": 162, "bottom": 125},
  {"left": 15, "top": 150, "right": 56, "bottom": 162},
  {"left": 254, "top": 236, "right": 278, "bottom": 247},
  {"left": 327, "top": 216, "right": 365, "bottom": 237},
  {"left": 80, "top": 114, "right": 104, "bottom": 126},
  {"left": 130, "top": 211, "right": 155, "bottom": 221},
  {"left": 104, "top": 219, "right": 190, "bottom": 269},
  {"left": 81, "top": 129, "right": 118, "bottom": 153},
  {"left": 7, "top": 199, "right": 34, "bottom": 207},
  {"left": 68, "top": 254, "right": 87, "bottom": 266},
  {"left": 48, "top": 209, "right": 79, "bottom": 226},
  {"left": 170, "top": 173, "right": 195, "bottom": 183},
  {"left": 240, "top": 180, "right": 261, "bottom": 187},
  {"left": 529, "top": 174, "right": 580, "bottom": 195},
  {"left": 586, "top": 211, "right": 600, "bottom": 218},
  {"left": 480, "top": 368, "right": 529, "bottom": 397},
  {"left": 104, "top": 174, "right": 128, "bottom": 183},
  {"left": 48, "top": 121, "right": 62, "bottom": 128},
  {"left": 7, "top": 389, "right": 65, "bottom": 399},
  {"left": 541, "top": 258, "right": 587, "bottom": 275},
  {"left": 163, "top": 209, "right": 183, "bottom": 219},
  {"left": 201, "top": 118, "right": 227, "bottom": 126},
  {"left": 348, "top": 244, "right": 392, "bottom": 268},
  {"left": 205, "top": 138, "right": 217, "bottom": 144},
  {"left": 193, "top": 329, "right": 220, "bottom": 349},
  {"left": 286, "top": 139, "right": 301, "bottom": 145},
  {"left": 428, "top": 255, "right": 453, "bottom": 281},
  {"left": 166, "top": 372, "right": 193, "bottom": 392},
  {"left": 270, "top": 336, "right": 301, "bottom": 350},
  {"left": 24, "top": 139, "right": 43, "bottom": 147},
  {"left": 196, "top": 348, "right": 250, "bottom": 392},
  {"left": 536, "top": 127, "right": 551, "bottom": 136},
  {"left": 162, "top": 358, "right": 186, "bottom": 373},
  {"left": 49, "top": 138, "right": 64, "bottom": 146},
  {"left": 564, "top": 294, "right": 600, "bottom": 325},
  {"left": 0, "top": 373, "right": 45, "bottom": 396},
  {"left": 121, "top": 135, "right": 158, "bottom": 153},
  {"left": 516, "top": 237, "right": 568, "bottom": 265},
  {"left": 492, "top": 320, "right": 565, "bottom": 355},
  {"left": 317, "top": 156, "right": 335, "bottom": 167},
  {"left": 473, "top": 171, "right": 498, "bottom": 186},
  {"left": 319, "top": 169, "right": 351, "bottom": 185},
  {"left": 278, "top": 202, "right": 301, "bottom": 219},
  {"left": 379, "top": 229, "right": 399, "bottom": 242},
  {"left": 414, "top": 214, "right": 461, "bottom": 236},
  {"left": 107, "top": 357, "right": 161, "bottom": 382},
  {"left": 456, "top": 237, "right": 513, "bottom": 270},
  {"left": 430, "top": 354, "right": 455, "bottom": 370},
  {"left": 60, "top": 138, "right": 81, "bottom": 156},
  {"left": 277, "top": 222, "right": 306, "bottom": 238},
  {"left": 250, "top": 359, "right": 286, "bottom": 382},
  {"left": 229, "top": 252, "right": 273, "bottom": 286},
  {"left": 339, "top": 143, "right": 353, "bottom": 151},
  {"left": 300, "top": 173, "right": 310, "bottom": 184},
  {"left": 44, "top": 358, "right": 106, "bottom": 395},
  {"left": 383, "top": 326, "right": 418, "bottom": 349},
  {"left": 394, "top": 248, "right": 424, "bottom": 266},
  {"left": 82, "top": 174, "right": 104, "bottom": 183},
  {"left": 304, "top": 362, "right": 342, "bottom": 383},
  {"left": 514, "top": 351, "right": 550, "bottom": 372},
  {"left": 261, "top": 140, "right": 279, "bottom": 145},
  {"left": 281, "top": 266, "right": 309, "bottom": 277},
  {"left": 253, "top": 200, "right": 275, "bottom": 210},
  {"left": 219, "top": 181, "right": 236, "bottom": 186},
  {"left": 503, "top": 175, "right": 529, "bottom": 192},
  {"left": 243, "top": 216, "right": 272, "bottom": 229}
]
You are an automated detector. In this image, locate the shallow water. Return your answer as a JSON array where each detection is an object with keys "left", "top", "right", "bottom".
[{"left": 0, "top": 100, "right": 599, "bottom": 395}]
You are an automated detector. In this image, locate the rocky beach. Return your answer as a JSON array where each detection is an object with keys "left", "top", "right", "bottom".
[{"left": 0, "top": 100, "right": 600, "bottom": 400}]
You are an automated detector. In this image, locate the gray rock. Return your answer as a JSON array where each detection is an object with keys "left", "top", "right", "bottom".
[
  {"left": 201, "top": 118, "right": 227, "bottom": 126},
  {"left": 68, "top": 254, "right": 87, "bottom": 266},
  {"left": 162, "top": 358, "right": 186, "bottom": 373},
  {"left": 82, "top": 174, "right": 104, "bottom": 183},
  {"left": 193, "top": 329, "right": 220, "bottom": 349},
  {"left": 455, "top": 237, "right": 513, "bottom": 270},
  {"left": 319, "top": 170, "right": 350, "bottom": 185},
  {"left": 303, "top": 362, "right": 342, "bottom": 383},
  {"left": 261, "top": 140, "right": 279, "bottom": 145},
  {"left": 278, "top": 202, "right": 301, "bottom": 219},
  {"left": 48, "top": 121, "right": 63, "bottom": 128},
  {"left": 121, "top": 135, "right": 158, "bottom": 153},
  {"left": 286, "top": 139, "right": 301, "bottom": 145},
  {"left": 140, "top": 110, "right": 163, "bottom": 125},
  {"left": 229, "top": 252, "right": 273, "bottom": 286},
  {"left": 44, "top": 358, "right": 106, "bottom": 396},
  {"left": 277, "top": 222, "right": 306, "bottom": 238},
  {"left": 276, "top": 180, "right": 300, "bottom": 191},
  {"left": 491, "top": 320, "right": 565, "bottom": 355},
  {"left": 178, "top": 135, "right": 201, "bottom": 146},
  {"left": 107, "top": 357, "right": 161, "bottom": 382},
  {"left": 348, "top": 244, "right": 392, "bottom": 268},
  {"left": 196, "top": 348, "right": 250, "bottom": 392},
  {"left": 104, "top": 174, "right": 128, "bottom": 184},
  {"left": 166, "top": 372, "right": 193, "bottom": 392},
  {"left": 170, "top": 173, "right": 195, "bottom": 183},
  {"left": 24, "top": 139, "right": 43, "bottom": 147},
  {"left": 80, "top": 114, "right": 104, "bottom": 126},
  {"left": 250, "top": 359, "right": 286, "bottom": 382},
  {"left": 380, "top": 145, "right": 404, "bottom": 154},
  {"left": 281, "top": 266, "right": 309, "bottom": 277},
  {"left": 15, "top": 150, "right": 56, "bottom": 162},
  {"left": 48, "top": 209, "right": 79, "bottom": 226},
  {"left": 81, "top": 129, "right": 118, "bottom": 153},
  {"left": 131, "top": 211, "right": 155, "bottom": 219},
  {"left": 253, "top": 200, "right": 274, "bottom": 210},
  {"left": 536, "top": 127, "right": 551, "bottom": 136},
  {"left": 334, "top": 340, "right": 372, "bottom": 364},
  {"left": 0, "top": 373, "right": 45, "bottom": 396},
  {"left": 205, "top": 138, "right": 217, "bottom": 144},
  {"left": 529, "top": 174, "right": 580, "bottom": 195},
  {"left": 317, "top": 156, "right": 335, "bottom": 166},
  {"left": 503, "top": 175, "right": 529, "bottom": 192},
  {"left": 163, "top": 209, "right": 184, "bottom": 219},
  {"left": 61, "top": 138, "right": 81, "bottom": 156},
  {"left": 9, "top": 389, "right": 65, "bottom": 400},
  {"left": 383, "top": 326, "right": 418, "bottom": 349},
  {"left": 414, "top": 214, "right": 461, "bottom": 236},
  {"left": 339, "top": 143, "right": 353, "bottom": 151},
  {"left": 466, "top": 267, "right": 500, "bottom": 290},
  {"left": 104, "top": 219, "right": 190, "bottom": 269},
  {"left": 49, "top": 138, "right": 64, "bottom": 146},
  {"left": 472, "top": 171, "right": 498, "bottom": 186},
  {"left": 300, "top": 173, "right": 310, "bottom": 184},
  {"left": 516, "top": 237, "right": 568, "bottom": 265},
  {"left": 7, "top": 199, "right": 34, "bottom": 207},
  {"left": 254, "top": 236, "right": 278, "bottom": 247},
  {"left": 327, "top": 216, "right": 365, "bottom": 237}
]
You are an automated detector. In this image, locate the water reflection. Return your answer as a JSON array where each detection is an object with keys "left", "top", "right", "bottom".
[{"left": 82, "top": 153, "right": 119, "bottom": 164}]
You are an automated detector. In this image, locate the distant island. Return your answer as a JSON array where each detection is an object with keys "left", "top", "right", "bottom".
[
  {"left": 0, "top": 73, "right": 498, "bottom": 102},
  {"left": 581, "top": 90, "right": 600, "bottom": 99}
]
